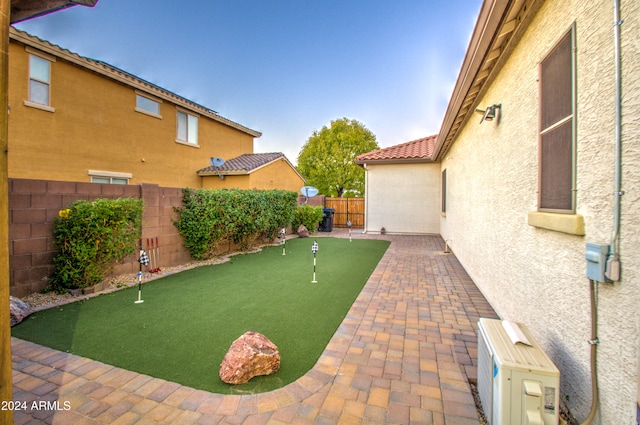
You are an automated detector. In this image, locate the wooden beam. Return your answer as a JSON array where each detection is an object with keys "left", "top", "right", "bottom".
[{"left": 0, "top": 0, "right": 13, "bottom": 422}]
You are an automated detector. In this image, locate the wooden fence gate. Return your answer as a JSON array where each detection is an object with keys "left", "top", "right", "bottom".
[{"left": 324, "top": 198, "right": 364, "bottom": 228}]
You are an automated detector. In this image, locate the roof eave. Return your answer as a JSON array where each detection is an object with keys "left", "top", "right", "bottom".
[
  {"left": 198, "top": 170, "right": 248, "bottom": 177},
  {"left": 10, "top": 0, "right": 98, "bottom": 24},
  {"left": 356, "top": 157, "right": 435, "bottom": 166},
  {"left": 434, "top": 0, "right": 542, "bottom": 161}
]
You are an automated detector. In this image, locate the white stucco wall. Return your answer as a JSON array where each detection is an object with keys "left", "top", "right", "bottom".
[
  {"left": 363, "top": 162, "right": 440, "bottom": 234},
  {"left": 440, "top": 0, "right": 639, "bottom": 423}
]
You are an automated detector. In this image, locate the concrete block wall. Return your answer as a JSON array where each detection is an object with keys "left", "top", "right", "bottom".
[{"left": 8, "top": 179, "right": 191, "bottom": 297}]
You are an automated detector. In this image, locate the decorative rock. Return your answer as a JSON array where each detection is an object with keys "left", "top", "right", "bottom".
[
  {"left": 297, "top": 225, "right": 309, "bottom": 238},
  {"left": 10, "top": 296, "right": 32, "bottom": 326},
  {"left": 219, "top": 331, "right": 280, "bottom": 385}
]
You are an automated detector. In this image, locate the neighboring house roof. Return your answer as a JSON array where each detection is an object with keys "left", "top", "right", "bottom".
[
  {"left": 9, "top": 27, "right": 262, "bottom": 138},
  {"left": 434, "top": 0, "right": 543, "bottom": 160},
  {"left": 355, "top": 135, "right": 437, "bottom": 165},
  {"left": 198, "top": 152, "right": 305, "bottom": 181}
]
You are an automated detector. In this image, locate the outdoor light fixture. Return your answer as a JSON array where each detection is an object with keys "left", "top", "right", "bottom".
[{"left": 477, "top": 104, "right": 502, "bottom": 123}]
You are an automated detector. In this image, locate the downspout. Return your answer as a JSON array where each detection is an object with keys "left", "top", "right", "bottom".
[
  {"left": 606, "top": 0, "right": 623, "bottom": 281},
  {"left": 362, "top": 163, "right": 368, "bottom": 233}
]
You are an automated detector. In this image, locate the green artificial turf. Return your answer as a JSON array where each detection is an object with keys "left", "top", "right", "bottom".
[{"left": 12, "top": 237, "right": 389, "bottom": 394}]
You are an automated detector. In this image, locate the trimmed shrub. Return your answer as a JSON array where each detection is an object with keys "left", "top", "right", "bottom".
[
  {"left": 174, "top": 188, "right": 297, "bottom": 259},
  {"left": 292, "top": 205, "right": 324, "bottom": 233},
  {"left": 50, "top": 198, "right": 144, "bottom": 292}
]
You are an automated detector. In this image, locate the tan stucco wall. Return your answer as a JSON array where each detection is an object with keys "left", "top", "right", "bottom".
[
  {"left": 440, "top": 0, "right": 639, "bottom": 423},
  {"left": 200, "top": 159, "right": 304, "bottom": 192},
  {"left": 363, "top": 162, "right": 440, "bottom": 234},
  {"left": 201, "top": 175, "right": 250, "bottom": 190},
  {"left": 249, "top": 158, "right": 305, "bottom": 192},
  {"left": 7, "top": 41, "right": 255, "bottom": 188}
]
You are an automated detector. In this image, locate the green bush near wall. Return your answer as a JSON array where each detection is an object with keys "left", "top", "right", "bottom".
[
  {"left": 174, "top": 188, "right": 298, "bottom": 259},
  {"left": 292, "top": 205, "right": 324, "bottom": 233},
  {"left": 49, "top": 198, "right": 144, "bottom": 292}
]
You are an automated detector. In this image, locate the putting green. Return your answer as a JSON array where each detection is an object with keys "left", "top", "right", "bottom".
[{"left": 12, "top": 237, "right": 389, "bottom": 394}]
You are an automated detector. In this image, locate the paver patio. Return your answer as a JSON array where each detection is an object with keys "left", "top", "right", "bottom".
[{"left": 11, "top": 231, "right": 498, "bottom": 424}]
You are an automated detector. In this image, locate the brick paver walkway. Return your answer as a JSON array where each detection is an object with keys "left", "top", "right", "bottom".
[{"left": 11, "top": 232, "right": 498, "bottom": 424}]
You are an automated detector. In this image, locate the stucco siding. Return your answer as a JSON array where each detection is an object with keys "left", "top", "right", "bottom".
[
  {"left": 249, "top": 158, "right": 305, "bottom": 192},
  {"left": 364, "top": 163, "right": 440, "bottom": 234},
  {"left": 440, "top": 0, "right": 639, "bottom": 423},
  {"left": 7, "top": 40, "right": 255, "bottom": 189}
]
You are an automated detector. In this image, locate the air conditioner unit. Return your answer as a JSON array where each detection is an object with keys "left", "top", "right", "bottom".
[{"left": 477, "top": 318, "right": 560, "bottom": 425}]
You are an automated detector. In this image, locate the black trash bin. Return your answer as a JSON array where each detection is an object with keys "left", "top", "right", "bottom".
[{"left": 318, "top": 208, "right": 335, "bottom": 232}]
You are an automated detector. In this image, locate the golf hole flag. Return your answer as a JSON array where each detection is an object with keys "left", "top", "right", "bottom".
[{"left": 139, "top": 249, "right": 150, "bottom": 266}]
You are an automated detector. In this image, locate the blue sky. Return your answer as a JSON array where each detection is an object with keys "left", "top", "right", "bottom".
[{"left": 15, "top": 0, "right": 482, "bottom": 163}]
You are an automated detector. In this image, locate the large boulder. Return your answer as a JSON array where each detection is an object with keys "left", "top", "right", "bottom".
[
  {"left": 10, "top": 296, "right": 32, "bottom": 326},
  {"left": 297, "top": 225, "right": 309, "bottom": 238},
  {"left": 219, "top": 331, "right": 280, "bottom": 385}
]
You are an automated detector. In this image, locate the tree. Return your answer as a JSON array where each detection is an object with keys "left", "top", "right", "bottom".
[{"left": 297, "top": 118, "right": 379, "bottom": 197}]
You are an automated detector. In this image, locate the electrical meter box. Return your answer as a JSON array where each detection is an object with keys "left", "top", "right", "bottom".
[{"left": 585, "top": 243, "right": 609, "bottom": 282}]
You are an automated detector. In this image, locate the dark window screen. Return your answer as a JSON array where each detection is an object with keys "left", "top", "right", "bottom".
[
  {"left": 540, "top": 33, "right": 572, "bottom": 130},
  {"left": 441, "top": 169, "right": 447, "bottom": 213},
  {"left": 539, "top": 30, "right": 573, "bottom": 211},
  {"left": 540, "top": 121, "right": 572, "bottom": 210}
]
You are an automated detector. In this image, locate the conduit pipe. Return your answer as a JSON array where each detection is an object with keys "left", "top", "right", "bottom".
[
  {"left": 580, "top": 4, "right": 624, "bottom": 424},
  {"left": 607, "top": 0, "right": 623, "bottom": 281},
  {"left": 580, "top": 279, "right": 599, "bottom": 425}
]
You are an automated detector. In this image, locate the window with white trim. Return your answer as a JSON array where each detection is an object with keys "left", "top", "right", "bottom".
[
  {"left": 29, "top": 54, "right": 51, "bottom": 106},
  {"left": 177, "top": 110, "right": 198, "bottom": 145},
  {"left": 136, "top": 94, "right": 161, "bottom": 117},
  {"left": 538, "top": 26, "right": 576, "bottom": 212},
  {"left": 88, "top": 170, "right": 131, "bottom": 185}
]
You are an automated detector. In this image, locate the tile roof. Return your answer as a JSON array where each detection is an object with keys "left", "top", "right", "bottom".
[
  {"left": 355, "top": 135, "right": 437, "bottom": 164},
  {"left": 198, "top": 152, "right": 293, "bottom": 175}
]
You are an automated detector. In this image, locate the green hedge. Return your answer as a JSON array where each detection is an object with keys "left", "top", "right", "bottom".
[
  {"left": 50, "top": 198, "right": 144, "bottom": 292},
  {"left": 174, "top": 188, "right": 298, "bottom": 259},
  {"left": 292, "top": 205, "right": 324, "bottom": 233}
]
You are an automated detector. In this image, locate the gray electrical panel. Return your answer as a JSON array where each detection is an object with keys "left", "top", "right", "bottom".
[{"left": 585, "top": 242, "right": 610, "bottom": 282}]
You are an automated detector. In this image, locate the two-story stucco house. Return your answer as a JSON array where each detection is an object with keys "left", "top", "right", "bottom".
[
  {"left": 360, "top": 0, "right": 639, "bottom": 423},
  {"left": 7, "top": 27, "right": 304, "bottom": 192}
]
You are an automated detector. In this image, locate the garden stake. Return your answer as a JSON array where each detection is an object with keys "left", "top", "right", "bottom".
[
  {"left": 311, "top": 240, "right": 318, "bottom": 283},
  {"left": 136, "top": 246, "right": 149, "bottom": 303},
  {"left": 150, "top": 238, "right": 155, "bottom": 272},
  {"left": 280, "top": 228, "right": 286, "bottom": 255},
  {"left": 155, "top": 236, "right": 161, "bottom": 272},
  {"left": 146, "top": 238, "right": 154, "bottom": 273}
]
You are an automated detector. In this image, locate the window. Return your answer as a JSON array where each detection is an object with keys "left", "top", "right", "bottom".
[
  {"left": 538, "top": 27, "right": 575, "bottom": 212},
  {"left": 88, "top": 170, "right": 131, "bottom": 185},
  {"left": 177, "top": 110, "right": 198, "bottom": 145},
  {"left": 29, "top": 54, "right": 51, "bottom": 106},
  {"left": 135, "top": 93, "right": 161, "bottom": 116},
  {"left": 441, "top": 169, "right": 447, "bottom": 215},
  {"left": 91, "top": 176, "right": 128, "bottom": 185}
]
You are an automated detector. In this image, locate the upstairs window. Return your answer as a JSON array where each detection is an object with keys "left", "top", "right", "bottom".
[
  {"left": 136, "top": 93, "right": 161, "bottom": 117},
  {"left": 177, "top": 110, "right": 198, "bottom": 145},
  {"left": 29, "top": 54, "right": 51, "bottom": 106},
  {"left": 538, "top": 27, "right": 576, "bottom": 212}
]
